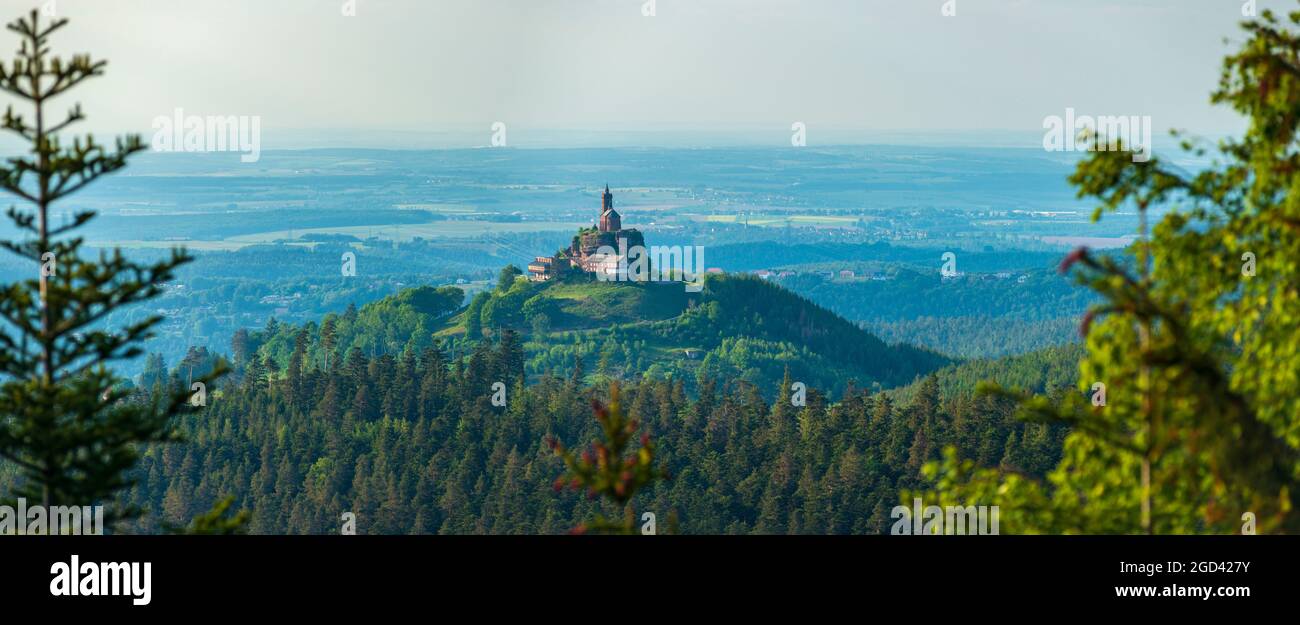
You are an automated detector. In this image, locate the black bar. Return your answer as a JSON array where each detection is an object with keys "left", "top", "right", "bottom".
[{"left": 0, "top": 535, "right": 1287, "bottom": 614}]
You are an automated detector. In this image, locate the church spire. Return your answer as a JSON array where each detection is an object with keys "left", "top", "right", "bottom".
[{"left": 599, "top": 185, "right": 620, "bottom": 232}]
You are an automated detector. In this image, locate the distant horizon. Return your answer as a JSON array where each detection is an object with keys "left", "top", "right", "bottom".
[
  {"left": 196, "top": 126, "right": 1218, "bottom": 151},
  {"left": 0, "top": 126, "right": 1212, "bottom": 158}
]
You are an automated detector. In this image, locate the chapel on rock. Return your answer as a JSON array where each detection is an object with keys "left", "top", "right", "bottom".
[{"left": 528, "top": 186, "right": 644, "bottom": 282}]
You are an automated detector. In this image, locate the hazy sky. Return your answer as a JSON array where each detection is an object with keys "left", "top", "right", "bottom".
[{"left": 0, "top": 0, "right": 1265, "bottom": 148}]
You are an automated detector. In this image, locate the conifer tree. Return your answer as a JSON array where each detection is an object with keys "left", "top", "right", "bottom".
[
  {"left": 0, "top": 9, "right": 220, "bottom": 522},
  {"left": 929, "top": 9, "right": 1300, "bottom": 534},
  {"left": 549, "top": 382, "right": 665, "bottom": 534}
]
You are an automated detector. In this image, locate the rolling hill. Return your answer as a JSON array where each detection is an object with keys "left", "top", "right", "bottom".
[{"left": 252, "top": 270, "right": 950, "bottom": 397}]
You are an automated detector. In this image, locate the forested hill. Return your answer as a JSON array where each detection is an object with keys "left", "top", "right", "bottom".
[
  {"left": 670, "top": 274, "right": 949, "bottom": 391},
  {"left": 120, "top": 340, "right": 1075, "bottom": 535},
  {"left": 885, "top": 343, "right": 1083, "bottom": 406},
  {"left": 242, "top": 271, "right": 950, "bottom": 398},
  {"left": 118, "top": 267, "right": 1081, "bottom": 534}
]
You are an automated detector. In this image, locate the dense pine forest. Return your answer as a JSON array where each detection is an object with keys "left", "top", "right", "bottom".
[{"left": 119, "top": 332, "right": 1074, "bottom": 534}]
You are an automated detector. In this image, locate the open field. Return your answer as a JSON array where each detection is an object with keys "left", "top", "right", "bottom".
[
  {"left": 692, "top": 213, "right": 862, "bottom": 227},
  {"left": 227, "top": 220, "right": 591, "bottom": 244}
]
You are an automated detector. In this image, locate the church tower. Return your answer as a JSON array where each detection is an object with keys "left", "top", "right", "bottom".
[{"left": 599, "top": 184, "right": 621, "bottom": 232}]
